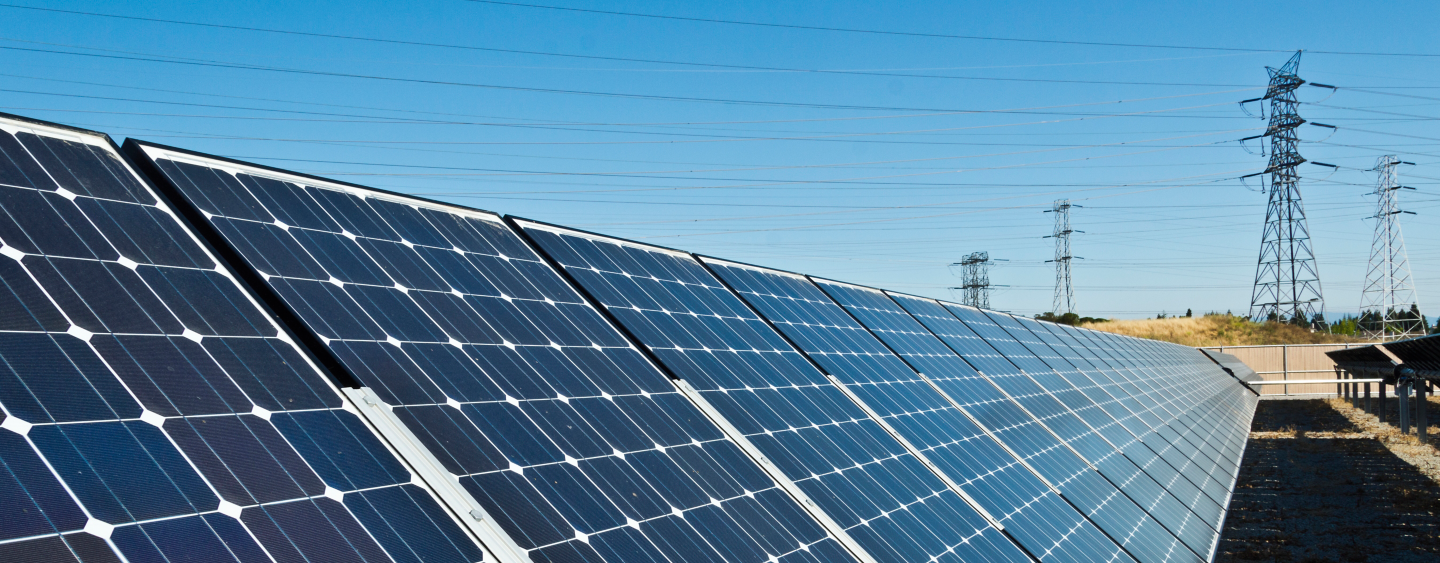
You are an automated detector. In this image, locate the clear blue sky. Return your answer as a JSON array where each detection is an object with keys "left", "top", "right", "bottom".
[{"left": 4, "top": 0, "right": 1437, "bottom": 319}]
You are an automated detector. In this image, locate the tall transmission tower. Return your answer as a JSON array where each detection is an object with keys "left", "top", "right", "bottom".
[
  {"left": 1044, "top": 200, "right": 1081, "bottom": 315},
  {"left": 949, "top": 252, "right": 1006, "bottom": 309},
  {"left": 1359, "top": 155, "right": 1423, "bottom": 340},
  {"left": 1246, "top": 51, "right": 1326, "bottom": 326}
]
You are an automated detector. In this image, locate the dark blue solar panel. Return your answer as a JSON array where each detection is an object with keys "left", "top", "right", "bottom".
[
  {"left": 0, "top": 117, "right": 483, "bottom": 563},
  {"left": 140, "top": 146, "right": 852, "bottom": 563},
  {"left": 771, "top": 277, "right": 1141, "bottom": 563},
  {"left": 949, "top": 308, "right": 1218, "bottom": 557},
  {"left": 519, "top": 222, "right": 1031, "bottom": 563},
  {"left": 1064, "top": 328, "right": 1249, "bottom": 479},
  {"left": 1004, "top": 316, "right": 1225, "bottom": 530},
  {"left": 1035, "top": 322, "right": 1238, "bottom": 506},
  {"left": 1067, "top": 329, "right": 1252, "bottom": 498},
  {"left": 847, "top": 291, "right": 1203, "bottom": 563}
]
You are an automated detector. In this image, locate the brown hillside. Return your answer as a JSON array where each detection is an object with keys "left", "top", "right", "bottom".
[{"left": 1079, "top": 315, "right": 1370, "bottom": 347}]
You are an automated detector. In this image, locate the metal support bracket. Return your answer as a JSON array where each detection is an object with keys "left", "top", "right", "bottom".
[
  {"left": 671, "top": 379, "right": 882, "bottom": 563},
  {"left": 343, "top": 387, "right": 530, "bottom": 563}
]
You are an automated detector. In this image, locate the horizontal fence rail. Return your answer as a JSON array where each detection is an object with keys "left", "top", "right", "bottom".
[{"left": 1202, "top": 343, "right": 1371, "bottom": 397}]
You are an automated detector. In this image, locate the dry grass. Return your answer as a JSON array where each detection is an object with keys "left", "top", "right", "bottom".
[
  {"left": 1325, "top": 396, "right": 1440, "bottom": 483},
  {"left": 1079, "top": 314, "right": 1369, "bottom": 347}
]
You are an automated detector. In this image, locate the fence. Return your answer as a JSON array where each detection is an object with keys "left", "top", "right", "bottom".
[{"left": 1200, "top": 343, "right": 1373, "bottom": 397}]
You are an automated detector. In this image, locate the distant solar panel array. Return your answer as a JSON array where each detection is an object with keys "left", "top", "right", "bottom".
[{"left": 0, "top": 113, "right": 1256, "bottom": 563}]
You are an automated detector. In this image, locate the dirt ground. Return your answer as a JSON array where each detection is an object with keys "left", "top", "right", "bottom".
[{"left": 1214, "top": 398, "right": 1440, "bottom": 562}]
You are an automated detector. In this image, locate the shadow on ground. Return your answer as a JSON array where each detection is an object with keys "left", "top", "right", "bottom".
[{"left": 1216, "top": 400, "right": 1440, "bottom": 562}]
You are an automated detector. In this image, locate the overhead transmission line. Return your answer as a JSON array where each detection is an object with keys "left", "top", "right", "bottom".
[
  {"left": 0, "top": 5, "right": 1257, "bottom": 86},
  {"left": 0, "top": 40, "right": 1266, "bottom": 111},
  {"left": 464, "top": 0, "right": 1440, "bottom": 57},
  {"left": 0, "top": 73, "right": 1263, "bottom": 127}
]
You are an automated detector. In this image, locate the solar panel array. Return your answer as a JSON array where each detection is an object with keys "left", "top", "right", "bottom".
[
  {"left": 132, "top": 142, "right": 860, "bottom": 563},
  {"left": 0, "top": 113, "right": 1256, "bottom": 563},
  {"left": 0, "top": 115, "right": 484, "bottom": 563}
]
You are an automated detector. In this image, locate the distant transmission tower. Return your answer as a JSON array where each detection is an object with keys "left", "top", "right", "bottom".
[
  {"left": 1044, "top": 200, "right": 1080, "bottom": 315},
  {"left": 949, "top": 252, "right": 1006, "bottom": 309},
  {"left": 1246, "top": 51, "right": 1326, "bottom": 326},
  {"left": 1359, "top": 155, "right": 1423, "bottom": 340}
]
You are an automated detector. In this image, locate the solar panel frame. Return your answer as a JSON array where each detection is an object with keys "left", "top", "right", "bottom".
[
  {"left": 0, "top": 114, "right": 488, "bottom": 563},
  {"left": 130, "top": 142, "right": 863, "bottom": 563},
  {"left": 516, "top": 220, "right": 1035, "bottom": 563}
]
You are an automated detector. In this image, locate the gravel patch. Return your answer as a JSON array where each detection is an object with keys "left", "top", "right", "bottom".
[{"left": 1215, "top": 399, "right": 1440, "bottom": 562}]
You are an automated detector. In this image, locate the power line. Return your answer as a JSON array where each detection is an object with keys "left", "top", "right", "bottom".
[
  {"left": 0, "top": 73, "right": 1262, "bottom": 128},
  {"left": 0, "top": 4, "right": 1259, "bottom": 86},
  {"left": 464, "top": 1, "right": 1440, "bottom": 57},
  {"left": 0, "top": 41, "right": 1265, "bottom": 112}
]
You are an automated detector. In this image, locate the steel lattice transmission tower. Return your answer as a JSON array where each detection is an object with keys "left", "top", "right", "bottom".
[
  {"left": 1359, "top": 155, "right": 1423, "bottom": 340},
  {"left": 1044, "top": 200, "right": 1080, "bottom": 315},
  {"left": 1247, "top": 51, "right": 1326, "bottom": 326},
  {"left": 950, "top": 252, "right": 1006, "bottom": 309}
]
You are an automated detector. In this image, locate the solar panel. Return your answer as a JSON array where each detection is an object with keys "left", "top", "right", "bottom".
[
  {"left": 935, "top": 306, "right": 1218, "bottom": 559},
  {"left": 516, "top": 221, "right": 1032, "bottom": 563},
  {"left": 1071, "top": 330, "right": 1251, "bottom": 479},
  {"left": 130, "top": 143, "right": 859, "bottom": 563},
  {"left": 1058, "top": 328, "right": 1253, "bottom": 513},
  {"left": 1198, "top": 350, "right": 1261, "bottom": 384},
  {"left": 1003, "top": 317, "right": 1227, "bottom": 524},
  {"left": 883, "top": 294, "right": 1205, "bottom": 563},
  {"left": 707, "top": 271, "right": 1135, "bottom": 563},
  {"left": 1036, "top": 323, "right": 1237, "bottom": 506},
  {"left": 0, "top": 115, "right": 485, "bottom": 563},
  {"left": 1074, "top": 328, "right": 1254, "bottom": 472},
  {"left": 1368, "top": 333, "right": 1440, "bottom": 373}
]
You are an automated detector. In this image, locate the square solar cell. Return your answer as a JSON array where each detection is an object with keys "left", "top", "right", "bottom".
[
  {"left": 133, "top": 143, "right": 856, "bottom": 563},
  {"left": 0, "top": 115, "right": 483, "bottom": 563}
]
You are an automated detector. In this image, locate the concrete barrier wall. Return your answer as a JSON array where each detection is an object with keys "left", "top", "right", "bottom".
[{"left": 1201, "top": 343, "right": 1370, "bottom": 397}]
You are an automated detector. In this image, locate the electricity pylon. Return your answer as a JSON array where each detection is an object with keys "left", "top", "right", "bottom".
[
  {"left": 949, "top": 252, "right": 1005, "bottom": 309},
  {"left": 1044, "top": 200, "right": 1080, "bottom": 315},
  {"left": 1359, "top": 155, "right": 1423, "bottom": 340},
  {"left": 1247, "top": 51, "right": 1326, "bottom": 326}
]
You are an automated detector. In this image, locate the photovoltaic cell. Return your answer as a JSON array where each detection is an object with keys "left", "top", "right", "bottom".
[
  {"left": 518, "top": 222, "right": 1032, "bottom": 563},
  {"left": 134, "top": 144, "right": 854, "bottom": 563},
  {"left": 0, "top": 116, "right": 483, "bottom": 563},
  {"left": 947, "top": 307, "right": 1217, "bottom": 557},
  {"left": 736, "top": 274, "right": 1134, "bottom": 563}
]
